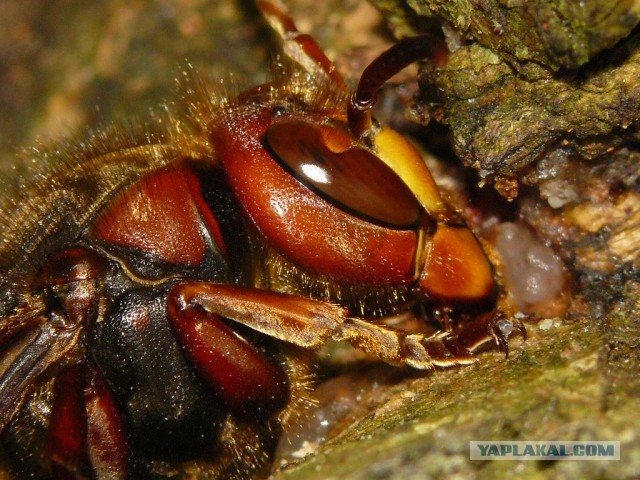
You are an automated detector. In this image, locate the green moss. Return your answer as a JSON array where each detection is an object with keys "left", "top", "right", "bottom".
[
  {"left": 399, "top": 0, "right": 640, "bottom": 70},
  {"left": 275, "top": 304, "right": 640, "bottom": 479}
]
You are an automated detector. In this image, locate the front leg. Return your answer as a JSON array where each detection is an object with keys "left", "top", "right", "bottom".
[
  {"left": 167, "top": 282, "right": 520, "bottom": 371},
  {"left": 256, "top": 0, "right": 347, "bottom": 91},
  {"left": 452, "top": 311, "right": 526, "bottom": 357}
]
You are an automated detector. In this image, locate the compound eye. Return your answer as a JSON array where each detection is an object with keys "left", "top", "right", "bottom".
[{"left": 265, "top": 120, "right": 421, "bottom": 228}]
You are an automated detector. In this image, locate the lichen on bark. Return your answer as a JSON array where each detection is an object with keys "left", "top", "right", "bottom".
[
  {"left": 407, "top": 0, "right": 640, "bottom": 71},
  {"left": 422, "top": 32, "right": 640, "bottom": 200},
  {"left": 374, "top": 0, "right": 640, "bottom": 201}
]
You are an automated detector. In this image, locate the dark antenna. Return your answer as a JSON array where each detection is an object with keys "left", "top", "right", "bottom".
[{"left": 348, "top": 34, "right": 449, "bottom": 138}]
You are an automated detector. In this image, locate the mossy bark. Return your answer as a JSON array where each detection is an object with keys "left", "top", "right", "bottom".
[{"left": 274, "top": 284, "right": 640, "bottom": 479}]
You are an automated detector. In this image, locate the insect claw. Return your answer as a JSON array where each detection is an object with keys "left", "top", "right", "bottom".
[
  {"left": 498, "top": 334, "right": 510, "bottom": 358},
  {"left": 514, "top": 316, "right": 528, "bottom": 341},
  {"left": 489, "top": 314, "right": 527, "bottom": 358}
]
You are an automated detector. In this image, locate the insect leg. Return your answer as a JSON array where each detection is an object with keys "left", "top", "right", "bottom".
[
  {"left": 0, "top": 247, "right": 107, "bottom": 433},
  {"left": 256, "top": 0, "right": 347, "bottom": 91},
  {"left": 167, "top": 282, "right": 480, "bottom": 371},
  {"left": 332, "top": 317, "right": 476, "bottom": 369},
  {"left": 44, "top": 364, "right": 128, "bottom": 480},
  {"left": 167, "top": 283, "right": 347, "bottom": 349},
  {"left": 168, "top": 302, "right": 290, "bottom": 417},
  {"left": 0, "top": 321, "right": 81, "bottom": 432},
  {"left": 452, "top": 311, "right": 526, "bottom": 358}
]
